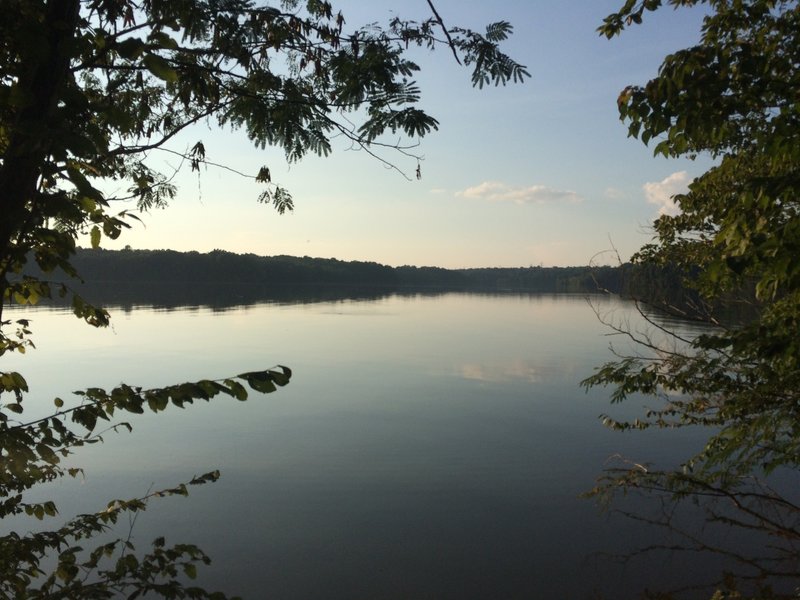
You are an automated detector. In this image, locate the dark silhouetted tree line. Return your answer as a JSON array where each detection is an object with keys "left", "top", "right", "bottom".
[{"left": 48, "top": 248, "right": 675, "bottom": 294}]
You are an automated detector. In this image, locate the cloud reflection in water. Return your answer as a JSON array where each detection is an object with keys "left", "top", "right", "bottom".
[{"left": 458, "top": 359, "right": 541, "bottom": 383}]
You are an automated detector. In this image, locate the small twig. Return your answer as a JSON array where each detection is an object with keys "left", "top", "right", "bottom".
[{"left": 426, "top": 0, "right": 461, "bottom": 65}]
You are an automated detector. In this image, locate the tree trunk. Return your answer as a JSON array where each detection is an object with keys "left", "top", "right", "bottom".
[{"left": 0, "top": 0, "right": 80, "bottom": 262}]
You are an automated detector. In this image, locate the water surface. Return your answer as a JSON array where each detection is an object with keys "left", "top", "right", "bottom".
[{"left": 5, "top": 292, "right": 722, "bottom": 598}]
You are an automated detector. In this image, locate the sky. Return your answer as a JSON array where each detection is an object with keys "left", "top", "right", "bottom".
[{"left": 101, "top": 0, "right": 715, "bottom": 268}]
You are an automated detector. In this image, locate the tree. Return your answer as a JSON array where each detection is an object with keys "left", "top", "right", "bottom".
[
  {"left": 0, "top": 1, "right": 528, "bottom": 597},
  {"left": 585, "top": 0, "right": 800, "bottom": 596}
]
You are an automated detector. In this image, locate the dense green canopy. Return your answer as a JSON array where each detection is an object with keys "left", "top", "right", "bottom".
[{"left": 586, "top": 1, "right": 800, "bottom": 595}]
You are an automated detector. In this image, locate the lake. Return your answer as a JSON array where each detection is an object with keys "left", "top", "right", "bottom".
[{"left": 3, "top": 291, "right": 741, "bottom": 598}]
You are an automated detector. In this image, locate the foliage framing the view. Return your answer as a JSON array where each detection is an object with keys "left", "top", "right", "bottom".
[
  {"left": 586, "top": 0, "right": 800, "bottom": 595},
  {"left": 0, "top": 0, "right": 528, "bottom": 597}
]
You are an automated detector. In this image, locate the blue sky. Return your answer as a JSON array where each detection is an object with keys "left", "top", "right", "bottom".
[{"left": 103, "top": 1, "right": 714, "bottom": 268}]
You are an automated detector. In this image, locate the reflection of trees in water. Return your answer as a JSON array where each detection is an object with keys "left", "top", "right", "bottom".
[
  {"left": 589, "top": 459, "right": 800, "bottom": 599},
  {"left": 72, "top": 283, "right": 600, "bottom": 312},
  {"left": 77, "top": 281, "right": 404, "bottom": 312},
  {"left": 585, "top": 293, "right": 800, "bottom": 598}
]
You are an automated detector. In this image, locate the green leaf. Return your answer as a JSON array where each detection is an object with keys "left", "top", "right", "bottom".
[
  {"left": 223, "top": 379, "right": 249, "bottom": 401},
  {"left": 115, "top": 37, "right": 147, "bottom": 60},
  {"left": 90, "top": 225, "right": 101, "bottom": 249},
  {"left": 146, "top": 392, "right": 169, "bottom": 412},
  {"left": 269, "top": 366, "right": 292, "bottom": 387},
  {"left": 143, "top": 54, "right": 179, "bottom": 83},
  {"left": 239, "top": 371, "right": 277, "bottom": 394}
]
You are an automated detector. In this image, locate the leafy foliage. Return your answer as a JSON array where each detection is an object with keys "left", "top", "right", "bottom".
[
  {"left": 0, "top": 1, "right": 527, "bottom": 597},
  {"left": 586, "top": 1, "right": 800, "bottom": 595},
  {"left": 0, "top": 359, "right": 292, "bottom": 598}
]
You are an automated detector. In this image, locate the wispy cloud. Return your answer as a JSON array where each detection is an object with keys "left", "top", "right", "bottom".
[
  {"left": 643, "top": 171, "right": 690, "bottom": 216},
  {"left": 457, "top": 181, "right": 582, "bottom": 205}
]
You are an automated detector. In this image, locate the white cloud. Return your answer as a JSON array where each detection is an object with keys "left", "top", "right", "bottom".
[
  {"left": 643, "top": 171, "right": 690, "bottom": 217},
  {"left": 457, "top": 181, "right": 582, "bottom": 205}
]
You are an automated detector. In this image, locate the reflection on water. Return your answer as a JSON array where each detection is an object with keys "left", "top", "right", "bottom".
[
  {"left": 57, "top": 281, "right": 450, "bottom": 312},
  {"left": 3, "top": 292, "right": 734, "bottom": 598},
  {"left": 458, "top": 360, "right": 542, "bottom": 383}
]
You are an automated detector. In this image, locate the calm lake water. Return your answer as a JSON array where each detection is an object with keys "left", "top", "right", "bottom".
[{"left": 4, "top": 292, "right": 740, "bottom": 598}]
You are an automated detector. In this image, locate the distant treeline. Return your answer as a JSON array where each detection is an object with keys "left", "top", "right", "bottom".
[
  {"left": 14, "top": 248, "right": 697, "bottom": 311},
  {"left": 60, "top": 248, "right": 629, "bottom": 292}
]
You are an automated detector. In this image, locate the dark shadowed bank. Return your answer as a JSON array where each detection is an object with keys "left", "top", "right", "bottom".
[{"left": 23, "top": 247, "right": 692, "bottom": 310}]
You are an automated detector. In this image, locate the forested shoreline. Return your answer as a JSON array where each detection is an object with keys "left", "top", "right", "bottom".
[
  {"left": 13, "top": 247, "right": 706, "bottom": 316},
  {"left": 64, "top": 247, "right": 627, "bottom": 292}
]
